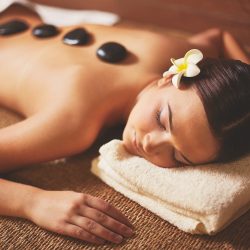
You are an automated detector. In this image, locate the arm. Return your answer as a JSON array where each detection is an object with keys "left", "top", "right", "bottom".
[
  {"left": 0, "top": 105, "right": 97, "bottom": 172},
  {"left": 188, "top": 28, "right": 249, "bottom": 64},
  {"left": 0, "top": 178, "right": 134, "bottom": 244},
  {"left": 0, "top": 104, "right": 134, "bottom": 244},
  {"left": 0, "top": 178, "right": 39, "bottom": 218},
  {"left": 222, "top": 31, "right": 250, "bottom": 64}
]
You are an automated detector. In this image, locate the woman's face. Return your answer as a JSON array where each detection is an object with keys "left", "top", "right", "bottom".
[{"left": 122, "top": 77, "right": 220, "bottom": 167}]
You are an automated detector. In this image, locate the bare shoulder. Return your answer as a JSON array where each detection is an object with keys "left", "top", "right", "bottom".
[{"left": 117, "top": 27, "right": 190, "bottom": 73}]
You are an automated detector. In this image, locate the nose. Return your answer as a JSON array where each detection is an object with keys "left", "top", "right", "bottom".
[{"left": 142, "top": 131, "right": 171, "bottom": 154}]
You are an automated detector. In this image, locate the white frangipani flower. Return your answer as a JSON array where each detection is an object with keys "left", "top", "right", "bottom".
[{"left": 162, "top": 49, "right": 203, "bottom": 88}]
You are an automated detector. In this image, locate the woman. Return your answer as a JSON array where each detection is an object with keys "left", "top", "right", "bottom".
[{"left": 0, "top": 4, "right": 249, "bottom": 245}]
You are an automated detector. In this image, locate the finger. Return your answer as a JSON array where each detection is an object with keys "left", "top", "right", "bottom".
[
  {"left": 70, "top": 215, "right": 124, "bottom": 244},
  {"left": 83, "top": 194, "right": 133, "bottom": 228},
  {"left": 60, "top": 223, "right": 106, "bottom": 245},
  {"left": 78, "top": 205, "right": 134, "bottom": 238}
]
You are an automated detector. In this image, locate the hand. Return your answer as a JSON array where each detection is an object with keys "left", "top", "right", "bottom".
[{"left": 29, "top": 190, "right": 134, "bottom": 244}]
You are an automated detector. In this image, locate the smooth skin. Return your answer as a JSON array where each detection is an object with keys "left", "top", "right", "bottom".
[{"left": 0, "top": 4, "right": 249, "bottom": 245}]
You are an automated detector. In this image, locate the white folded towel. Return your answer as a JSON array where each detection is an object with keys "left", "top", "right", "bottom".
[
  {"left": 0, "top": 0, "right": 120, "bottom": 26},
  {"left": 91, "top": 139, "right": 250, "bottom": 235}
]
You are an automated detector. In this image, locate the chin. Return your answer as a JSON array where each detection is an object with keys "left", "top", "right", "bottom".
[
  {"left": 122, "top": 137, "right": 137, "bottom": 156},
  {"left": 123, "top": 142, "right": 133, "bottom": 155},
  {"left": 122, "top": 127, "right": 133, "bottom": 153}
]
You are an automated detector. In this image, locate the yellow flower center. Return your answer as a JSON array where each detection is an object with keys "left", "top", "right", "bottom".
[{"left": 177, "top": 63, "right": 187, "bottom": 72}]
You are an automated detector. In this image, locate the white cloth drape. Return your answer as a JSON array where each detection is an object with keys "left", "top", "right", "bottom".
[{"left": 0, "top": 0, "right": 120, "bottom": 26}]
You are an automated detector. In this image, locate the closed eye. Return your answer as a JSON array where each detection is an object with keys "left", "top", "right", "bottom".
[
  {"left": 174, "top": 150, "right": 193, "bottom": 166},
  {"left": 171, "top": 149, "right": 184, "bottom": 166},
  {"left": 155, "top": 109, "right": 165, "bottom": 130}
]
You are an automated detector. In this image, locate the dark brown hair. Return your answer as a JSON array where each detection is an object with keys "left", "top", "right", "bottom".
[{"left": 182, "top": 58, "right": 250, "bottom": 162}]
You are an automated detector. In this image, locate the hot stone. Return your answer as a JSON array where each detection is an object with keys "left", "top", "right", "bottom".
[
  {"left": 63, "top": 28, "right": 90, "bottom": 46},
  {"left": 96, "top": 42, "right": 127, "bottom": 63},
  {"left": 0, "top": 19, "right": 29, "bottom": 36},
  {"left": 32, "top": 24, "right": 59, "bottom": 38}
]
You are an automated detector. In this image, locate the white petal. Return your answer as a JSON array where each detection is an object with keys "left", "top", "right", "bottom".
[
  {"left": 172, "top": 72, "right": 184, "bottom": 88},
  {"left": 169, "top": 65, "right": 179, "bottom": 73},
  {"left": 173, "top": 58, "right": 185, "bottom": 66},
  {"left": 185, "top": 49, "right": 203, "bottom": 64},
  {"left": 163, "top": 71, "right": 171, "bottom": 77},
  {"left": 163, "top": 65, "right": 178, "bottom": 77},
  {"left": 184, "top": 64, "right": 200, "bottom": 77}
]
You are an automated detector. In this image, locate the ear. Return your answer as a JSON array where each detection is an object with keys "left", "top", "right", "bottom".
[{"left": 157, "top": 75, "right": 173, "bottom": 87}]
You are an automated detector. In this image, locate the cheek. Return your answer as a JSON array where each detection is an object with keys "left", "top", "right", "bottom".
[
  {"left": 145, "top": 151, "right": 176, "bottom": 168},
  {"left": 153, "top": 158, "right": 172, "bottom": 168}
]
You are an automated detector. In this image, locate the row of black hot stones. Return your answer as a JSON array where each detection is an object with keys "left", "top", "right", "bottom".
[{"left": 0, "top": 19, "right": 127, "bottom": 63}]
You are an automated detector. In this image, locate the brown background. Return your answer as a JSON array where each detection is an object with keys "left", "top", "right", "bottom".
[{"left": 29, "top": 0, "right": 250, "bottom": 51}]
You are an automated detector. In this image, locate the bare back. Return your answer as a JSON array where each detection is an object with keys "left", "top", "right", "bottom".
[{"left": 0, "top": 5, "right": 196, "bottom": 119}]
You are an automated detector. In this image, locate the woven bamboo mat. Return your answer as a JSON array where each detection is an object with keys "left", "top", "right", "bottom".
[{"left": 0, "top": 107, "right": 249, "bottom": 250}]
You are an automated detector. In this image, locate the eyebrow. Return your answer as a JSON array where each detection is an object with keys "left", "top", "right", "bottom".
[{"left": 167, "top": 103, "right": 195, "bottom": 165}]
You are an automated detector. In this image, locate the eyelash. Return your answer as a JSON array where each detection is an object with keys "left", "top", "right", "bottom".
[
  {"left": 155, "top": 110, "right": 185, "bottom": 166},
  {"left": 173, "top": 150, "right": 184, "bottom": 166},
  {"left": 155, "top": 109, "right": 165, "bottom": 130}
]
